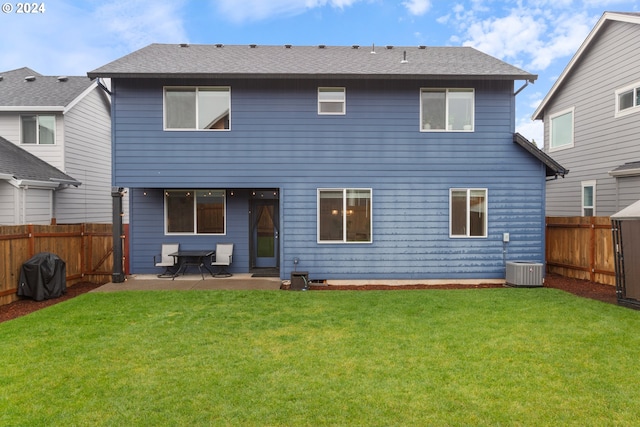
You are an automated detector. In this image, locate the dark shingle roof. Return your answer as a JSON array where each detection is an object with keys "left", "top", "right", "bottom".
[
  {"left": 0, "top": 136, "right": 80, "bottom": 185},
  {"left": 0, "top": 67, "right": 94, "bottom": 107},
  {"left": 513, "top": 133, "right": 569, "bottom": 178},
  {"left": 88, "top": 44, "right": 537, "bottom": 81}
]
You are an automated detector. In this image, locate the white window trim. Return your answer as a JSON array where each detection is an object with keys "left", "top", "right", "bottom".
[
  {"left": 449, "top": 188, "right": 488, "bottom": 239},
  {"left": 20, "top": 114, "right": 57, "bottom": 145},
  {"left": 581, "top": 180, "right": 596, "bottom": 217},
  {"left": 548, "top": 107, "right": 574, "bottom": 152},
  {"left": 317, "top": 188, "right": 372, "bottom": 244},
  {"left": 420, "top": 88, "right": 475, "bottom": 132},
  {"left": 163, "top": 86, "right": 231, "bottom": 131},
  {"left": 164, "top": 189, "right": 227, "bottom": 235},
  {"left": 615, "top": 81, "right": 640, "bottom": 118},
  {"left": 318, "top": 87, "right": 346, "bottom": 115}
]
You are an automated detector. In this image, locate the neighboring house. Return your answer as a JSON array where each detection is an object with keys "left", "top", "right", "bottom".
[
  {"left": 88, "top": 43, "right": 566, "bottom": 281},
  {"left": 533, "top": 12, "right": 640, "bottom": 216},
  {"left": 0, "top": 136, "right": 80, "bottom": 224},
  {"left": 0, "top": 67, "right": 117, "bottom": 224}
]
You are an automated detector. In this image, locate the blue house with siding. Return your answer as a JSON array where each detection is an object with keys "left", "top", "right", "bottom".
[{"left": 88, "top": 43, "right": 566, "bottom": 282}]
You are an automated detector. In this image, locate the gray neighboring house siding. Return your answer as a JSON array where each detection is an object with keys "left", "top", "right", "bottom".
[
  {"left": 0, "top": 136, "right": 81, "bottom": 225},
  {"left": 0, "top": 67, "right": 119, "bottom": 224},
  {"left": 57, "top": 84, "right": 114, "bottom": 222},
  {"left": 90, "top": 44, "right": 565, "bottom": 281},
  {"left": 534, "top": 12, "right": 640, "bottom": 216}
]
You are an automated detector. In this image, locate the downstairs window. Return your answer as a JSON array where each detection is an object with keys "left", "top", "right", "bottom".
[
  {"left": 165, "top": 189, "right": 226, "bottom": 234},
  {"left": 450, "top": 189, "right": 487, "bottom": 238},
  {"left": 318, "top": 188, "right": 371, "bottom": 243}
]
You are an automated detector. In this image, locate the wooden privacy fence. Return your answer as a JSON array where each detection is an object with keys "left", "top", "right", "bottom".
[
  {"left": 0, "top": 224, "right": 126, "bottom": 306},
  {"left": 546, "top": 216, "right": 615, "bottom": 286}
]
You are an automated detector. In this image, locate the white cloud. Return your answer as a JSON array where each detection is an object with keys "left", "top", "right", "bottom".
[
  {"left": 516, "top": 116, "right": 543, "bottom": 148},
  {"left": 213, "top": 0, "right": 361, "bottom": 23},
  {"left": 527, "top": 12, "right": 593, "bottom": 70},
  {"left": 453, "top": 3, "right": 599, "bottom": 72},
  {"left": 462, "top": 12, "right": 546, "bottom": 65},
  {"left": 402, "top": 0, "right": 431, "bottom": 16},
  {"left": 94, "top": 1, "right": 188, "bottom": 50},
  {"left": 0, "top": 0, "right": 188, "bottom": 76}
]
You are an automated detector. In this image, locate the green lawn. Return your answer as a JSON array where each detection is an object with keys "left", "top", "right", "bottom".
[{"left": 2, "top": 288, "right": 640, "bottom": 426}]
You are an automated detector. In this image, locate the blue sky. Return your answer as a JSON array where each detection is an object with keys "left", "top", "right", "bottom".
[{"left": 1, "top": 0, "right": 638, "bottom": 143}]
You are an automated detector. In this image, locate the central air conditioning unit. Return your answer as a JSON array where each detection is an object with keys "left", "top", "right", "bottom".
[{"left": 506, "top": 261, "right": 543, "bottom": 287}]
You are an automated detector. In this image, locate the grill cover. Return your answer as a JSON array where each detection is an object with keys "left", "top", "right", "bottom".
[{"left": 18, "top": 252, "right": 67, "bottom": 301}]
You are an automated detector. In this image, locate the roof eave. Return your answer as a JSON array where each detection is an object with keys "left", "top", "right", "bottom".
[
  {"left": 513, "top": 133, "right": 569, "bottom": 178},
  {"left": 14, "top": 179, "right": 61, "bottom": 189},
  {"left": 51, "top": 177, "right": 82, "bottom": 187},
  {"left": 0, "top": 106, "right": 65, "bottom": 112},
  {"left": 87, "top": 72, "right": 536, "bottom": 81},
  {"left": 609, "top": 168, "right": 640, "bottom": 177}
]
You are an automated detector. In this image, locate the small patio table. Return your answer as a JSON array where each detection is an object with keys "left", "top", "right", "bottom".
[{"left": 169, "top": 250, "right": 215, "bottom": 280}]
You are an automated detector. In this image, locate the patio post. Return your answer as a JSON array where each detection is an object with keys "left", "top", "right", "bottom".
[{"left": 112, "top": 187, "right": 125, "bottom": 283}]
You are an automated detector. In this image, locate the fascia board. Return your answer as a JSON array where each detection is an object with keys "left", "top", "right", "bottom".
[{"left": 0, "top": 106, "right": 64, "bottom": 112}]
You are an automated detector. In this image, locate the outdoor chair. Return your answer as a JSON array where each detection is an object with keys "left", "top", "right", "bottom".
[
  {"left": 211, "top": 243, "right": 233, "bottom": 277},
  {"left": 154, "top": 243, "right": 179, "bottom": 278}
]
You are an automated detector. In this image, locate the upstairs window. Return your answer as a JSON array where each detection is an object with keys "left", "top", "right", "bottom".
[
  {"left": 318, "top": 87, "right": 345, "bottom": 115},
  {"left": 164, "top": 87, "right": 230, "bottom": 130},
  {"left": 21, "top": 115, "right": 55, "bottom": 144},
  {"left": 421, "top": 88, "right": 474, "bottom": 131},
  {"left": 549, "top": 107, "right": 574, "bottom": 151},
  {"left": 318, "top": 188, "right": 371, "bottom": 243},
  {"left": 616, "top": 82, "right": 640, "bottom": 117},
  {"left": 165, "top": 189, "right": 226, "bottom": 234},
  {"left": 450, "top": 189, "right": 487, "bottom": 238}
]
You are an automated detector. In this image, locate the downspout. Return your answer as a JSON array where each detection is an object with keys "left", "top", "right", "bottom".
[
  {"left": 514, "top": 80, "right": 532, "bottom": 97},
  {"left": 96, "top": 78, "right": 112, "bottom": 96}
]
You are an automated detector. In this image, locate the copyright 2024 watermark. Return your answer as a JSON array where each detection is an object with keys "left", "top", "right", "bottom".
[{"left": 2, "top": 2, "right": 46, "bottom": 13}]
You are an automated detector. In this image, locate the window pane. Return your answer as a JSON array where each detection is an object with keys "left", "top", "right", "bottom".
[
  {"left": 583, "top": 186, "right": 593, "bottom": 206},
  {"left": 319, "top": 190, "right": 344, "bottom": 241},
  {"left": 551, "top": 111, "right": 572, "bottom": 148},
  {"left": 583, "top": 208, "right": 594, "bottom": 217},
  {"left": 448, "top": 90, "right": 473, "bottom": 130},
  {"left": 421, "top": 90, "right": 445, "bottom": 130},
  {"left": 346, "top": 189, "right": 371, "bottom": 242},
  {"left": 619, "top": 90, "right": 633, "bottom": 110},
  {"left": 166, "top": 190, "right": 194, "bottom": 233},
  {"left": 166, "top": 89, "right": 196, "bottom": 128},
  {"left": 469, "top": 190, "right": 486, "bottom": 237},
  {"left": 196, "top": 190, "right": 225, "bottom": 233},
  {"left": 38, "top": 115, "right": 56, "bottom": 144},
  {"left": 256, "top": 204, "right": 275, "bottom": 257},
  {"left": 198, "top": 88, "right": 230, "bottom": 129},
  {"left": 636, "top": 88, "right": 640, "bottom": 107},
  {"left": 319, "top": 102, "right": 344, "bottom": 114},
  {"left": 451, "top": 190, "right": 467, "bottom": 236},
  {"left": 21, "top": 115, "right": 37, "bottom": 144},
  {"left": 319, "top": 88, "right": 344, "bottom": 101}
]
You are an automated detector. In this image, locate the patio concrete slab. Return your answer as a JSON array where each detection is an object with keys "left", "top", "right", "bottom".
[
  {"left": 92, "top": 273, "right": 506, "bottom": 293},
  {"left": 92, "top": 273, "right": 283, "bottom": 292}
]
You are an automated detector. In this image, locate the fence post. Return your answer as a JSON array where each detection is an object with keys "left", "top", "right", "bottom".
[{"left": 28, "top": 224, "right": 34, "bottom": 258}]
